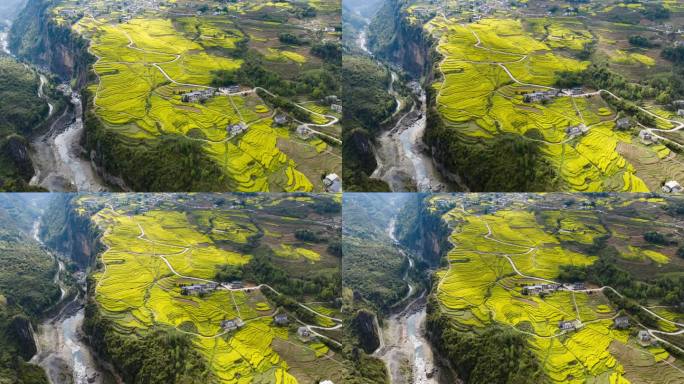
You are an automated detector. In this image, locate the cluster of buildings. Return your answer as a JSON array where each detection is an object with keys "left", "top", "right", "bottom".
[
  {"left": 521, "top": 282, "right": 585, "bottom": 296},
  {"left": 523, "top": 88, "right": 583, "bottom": 103},
  {"left": 181, "top": 89, "right": 216, "bottom": 103},
  {"left": 227, "top": 122, "right": 247, "bottom": 137},
  {"left": 221, "top": 317, "right": 245, "bottom": 331},
  {"left": 565, "top": 123, "right": 588, "bottom": 139},
  {"left": 523, "top": 90, "right": 558, "bottom": 103},
  {"left": 180, "top": 282, "right": 218, "bottom": 296},
  {"left": 181, "top": 86, "right": 244, "bottom": 103},
  {"left": 219, "top": 85, "right": 241, "bottom": 95},
  {"left": 558, "top": 320, "right": 581, "bottom": 331}
]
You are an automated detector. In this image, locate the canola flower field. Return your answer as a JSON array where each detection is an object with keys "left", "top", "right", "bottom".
[
  {"left": 78, "top": 194, "right": 344, "bottom": 383},
  {"left": 424, "top": 16, "right": 681, "bottom": 192},
  {"left": 432, "top": 195, "right": 684, "bottom": 384},
  {"left": 53, "top": 0, "right": 341, "bottom": 192}
]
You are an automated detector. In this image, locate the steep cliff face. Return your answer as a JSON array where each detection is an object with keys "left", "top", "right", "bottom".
[
  {"left": 350, "top": 309, "right": 380, "bottom": 354},
  {"left": 40, "top": 196, "right": 101, "bottom": 268},
  {"left": 396, "top": 196, "right": 451, "bottom": 266},
  {"left": 6, "top": 315, "right": 37, "bottom": 360},
  {"left": 367, "top": 0, "right": 432, "bottom": 77},
  {"left": 3, "top": 135, "right": 33, "bottom": 181},
  {"left": 9, "top": 0, "right": 93, "bottom": 85}
]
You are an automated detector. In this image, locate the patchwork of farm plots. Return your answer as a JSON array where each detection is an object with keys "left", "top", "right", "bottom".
[
  {"left": 435, "top": 204, "right": 684, "bottom": 384},
  {"left": 425, "top": 17, "right": 681, "bottom": 192},
  {"left": 87, "top": 203, "right": 342, "bottom": 383},
  {"left": 63, "top": 5, "right": 340, "bottom": 192}
]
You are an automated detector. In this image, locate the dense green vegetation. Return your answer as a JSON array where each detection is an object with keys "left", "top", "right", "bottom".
[
  {"left": 218, "top": 252, "right": 340, "bottom": 301},
  {"left": 0, "top": 196, "right": 58, "bottom": 384},
  {"left": 0, "top": 57, "right": 49, "bottom": 191},
  {"left": 212, "top": 53, "right": 339, "bottom": 99},
  {"left": 662, "top": 46, "right": 684, "bottom": 65},
  {"left": 342, "top": 56, "right": 395, "bottom": 191},
  {"left": 84, "top": 292, "right": 212, "bottom": 384},
  {"left": 559, "top": 236, "right": 684, "bottom": 309},
  {"left": 628, "top": 35, "right": 655, "bottom": 48},
  {"left": 556, "top": 61, "right": 684, "bottom": 106},
  {"left": 426, "top": 297, "right": 544, "bottom": 384},
  {"left": 84, "top": 107, "right": 231, "bottom": 192},
  {"left": 425, "top": 108, "right": 559, "bottom": 191},
  {"left": 342, "top": 193, "right": 409, "bottom": 309}
]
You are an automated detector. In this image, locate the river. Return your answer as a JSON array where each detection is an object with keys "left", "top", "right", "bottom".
[
  {"left": 29, "top": 85, "right": 109, "bottom": 192},
  {"left": 1, "top": 14, "right": 107, "bottom": 192},
  {"left": 373, "top": 218, "right": 459, "bottom": 384},
  {"left": 355, "top": 15, "right": 451, "bottom": 192},
  {"left": 30, "top": 220, "right": 116, "bottom": 384}
]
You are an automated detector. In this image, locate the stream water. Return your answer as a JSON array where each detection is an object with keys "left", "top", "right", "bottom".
[
  {"left": 356, "top": 16, "right": 451, "bottom": 192},
  {"left": 30, "top": 221, "right": 114, "bottom": 384},
  {"left": 29, "top": 85, "right": 109, "bottom": 192},
  {"left": 0, "top": 13, "right": 107, "bottom": 192},
  {"left": 373, "top": 218, "right": 458, "bottom": 384}
]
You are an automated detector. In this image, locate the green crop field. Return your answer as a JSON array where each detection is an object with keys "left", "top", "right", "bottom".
[
  {"left": 51, "top": 0, "right": 341, "bottom": 192},
  {"left": 430, "top": 193, "right": 684, "bottom": 383},
  {"left": 74, "top": 193, "right": 345, "bottom": 383}
]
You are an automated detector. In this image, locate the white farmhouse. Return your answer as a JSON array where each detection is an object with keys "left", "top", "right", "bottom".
[
  {"left": 662, "top": 180, "right": 682, "bottom": 193},
  {"left": 323, "top": 173, "right": 342, "bottom": 193}
]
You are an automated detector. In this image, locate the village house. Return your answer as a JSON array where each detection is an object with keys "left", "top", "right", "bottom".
[
  {"left": 558, "top": 321, "right": 576, "bottom": 331},
  {"left": 274, "top": 114, "right": 288, "bottom": 126},
  {"left": 229, "top": 281, "right": 243, "bottom": 289},
  {"left": 227, "top": 122, "right": 247, "bottom": 136},
  {"left": 523, "top": 283, "right": 561, "bottom": 295},
  {"left": 560, "top": 87, "right": 583, "bottom": 96},
  {"left": 274, "top": 314, "right": 289, "bottom": 326},
  {"left": 182, "top": 89, "right": 215, "bottom": 103},
  {"left": 181, "top": 282, "right": 218, "bottom": 296},
  {"left": 221, "top": 317, "right": 245, "bottom": 331},
  {"left": 638, "top": 330, "right": 652, "bottom": 345},
  {"left": 523, "top": 90, "right": 557, "bottom": 103},
  {"left": 566, "top": 124, "right": 588, "bottom": 138},
  {"left": 639, "top": 129, "right": 657, "bottom": 145},
  {"left": 324, "top": 95, "right": 339, "bottom": 105},
  {"left": 219, "top": 85, "right": 241, "bottom": 94},
  {"left": 616, "top": 117, "right": 631, "bottom": 130},
  {"left": 330, "top": 103, "right": 342, "bottom": 113},
  {"left": 323, "top": 173, "right": 342, "bottom": 193},
  {"left": 571, "top": 282, "right": 585, "bottom": 291},
  {"left": 662, "top": 180, "right": 683, "bottom": 193},
  {"left": 613, "top": 316, "right": 630, "bottom": 329},
  {"left": 296, "top": 125, "right": 314, "bottom": 139},
  {"left": 297, "top": 327, "right": 311, "bottom": 339},
  {"left": 678, "top": 109, "right": 684, "bottom": 117}
]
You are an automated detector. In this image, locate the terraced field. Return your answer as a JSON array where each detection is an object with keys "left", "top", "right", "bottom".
[
  {"left": 424, "top": 14, "right": 684, "bottom": 192},
  {"left": 77, "top": 194, "right": 345, "bottom": 383},
  {"left": 432, "top": 194, "right": 684, "bottom": 383},
  {"left": 53, "top": 0, "right": 341, "bottom": 192}
]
